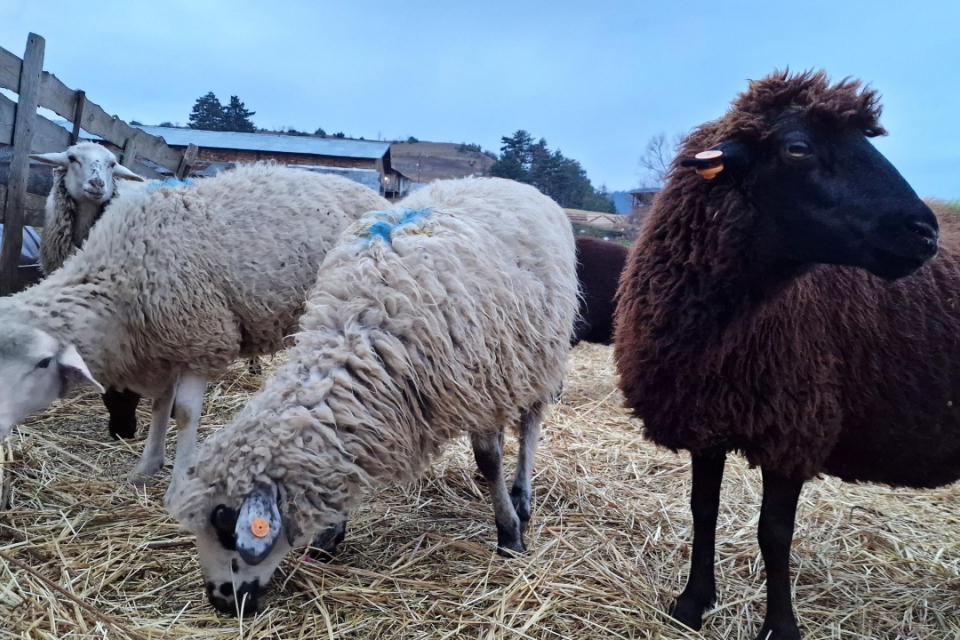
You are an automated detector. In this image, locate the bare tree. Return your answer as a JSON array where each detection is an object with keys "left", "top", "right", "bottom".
[{"left": 637, "top": 132, "right": 685, "bottom": 187}]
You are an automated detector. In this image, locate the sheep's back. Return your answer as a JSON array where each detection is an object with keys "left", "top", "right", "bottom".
[
  {"left": 297, "top": 177, "right": 578, "bottom": 474},
  {"left": 53, "top": 164, "right": 388, "bottom": 378}
]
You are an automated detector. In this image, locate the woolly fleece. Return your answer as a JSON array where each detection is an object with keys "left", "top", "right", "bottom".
[
  {"left": 0, "top": 163, "right": 389, "bottom": 399},
  {"left": 168, "top": 176, "right": 579, "bottom": 538}
]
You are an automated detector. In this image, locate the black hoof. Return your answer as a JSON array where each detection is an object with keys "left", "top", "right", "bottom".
[
  {"left": 755, "top": 620, "right": 801, "bottom": 640},
  {"left": 669, "top": 594, "right": 711, "bottom": 632},
  {"left": 495, "top": 520, "right": 525, "bottom": 557},
  {"left": 306, "top": 522, "right": 346, "bottom": 561}
]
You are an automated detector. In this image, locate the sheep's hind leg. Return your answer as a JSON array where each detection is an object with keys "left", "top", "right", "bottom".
[
  {"left": 103, "top": 387, "right": 141, "bottom": 440},
  {"left": 670, "top": 451, "right": 726, "bottom": 632},
  {"left": 169, "top": 375, "right": 208, "bottom": 488},
  {"left": 510, "top": 402, "right": 545, "bottom": 533},
  {"left": 472, "top": 430, "right": 524, "bottom": 555},
  {"left": 755, "top": 468, "right": 803, "bottom": 640},
  {"left": 128, "top": 385, "right": 176, "bottom": 484}
]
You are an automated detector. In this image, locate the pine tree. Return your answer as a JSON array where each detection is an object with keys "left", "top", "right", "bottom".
[
  {"left": 221, "top": 95, "right": 256, "bottom": 132},
  {"left": 188, "top": 92, "right": 224, "bottom": 130}
]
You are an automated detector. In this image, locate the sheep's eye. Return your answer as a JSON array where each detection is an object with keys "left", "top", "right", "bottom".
[
  {"left": 67, "top": 155, "right": 78, "bottom": 164},
  {"left": 109, "top": 161, "right": 116, "bottom": 168},
  {"left": 36, "top": 357, "right": 53, "bottom": 369},
  {"left": 785, "top": 141, "right": 812, "bottom": 158}
]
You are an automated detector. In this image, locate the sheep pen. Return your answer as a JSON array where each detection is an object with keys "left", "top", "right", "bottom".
[{"left": 1, "top": 345, "right": 958, "bottom": 638}]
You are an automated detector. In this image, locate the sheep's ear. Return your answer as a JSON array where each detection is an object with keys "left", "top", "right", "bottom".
[
  {"left": 112, "top": 164, "right": 145, "bottom": 181},
  {"left": 57, "top": 344, "right": 105, "bottom": 395},
  {"left": 29, "top": 151, "right": 70, "bottom": 168},
  {"left": 235, "top": 483, "right": 282, "bottom": 565}
]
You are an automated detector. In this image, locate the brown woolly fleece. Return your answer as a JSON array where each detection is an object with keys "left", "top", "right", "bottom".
[
  {"left": 614, "top": 70, "right": 960, "bottom": 484},
  {"left": 572, "top": 236, "right": 629, "bottom": 346}
]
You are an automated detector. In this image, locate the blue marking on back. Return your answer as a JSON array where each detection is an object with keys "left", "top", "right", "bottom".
[
  {"left": 366, "top": 220, "right": 395, "bottom": 243},
  {"left": 398, "top": 207, "right": 432, "bottom": 226},
  {"left": 145, "top": 177, "right": 195, "bottom": 193}
]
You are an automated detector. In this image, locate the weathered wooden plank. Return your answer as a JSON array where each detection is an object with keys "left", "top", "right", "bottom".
[
  {"left": 121, "top": 132, "right": 140, "bottom": 168},
  {"left": 0, "top": 44, "right": 21, "bottom": 93},
  {"left": 78, "top": 101, "right": 183, "bottom": 171},
  {"left": 0, "top": 185, "right": 45, "bottom": 226},
  {"left": 37, "top": 69, "right": 78, "bottom": 122},
  {"left": 0, "top": 33, "right": 44, "bottom": 295},
  {"left": 176, "top": 143, "right": 198, "bottom": 179},
  {"left": 1, "top": 94, "right": 73, "bottom": 152}
]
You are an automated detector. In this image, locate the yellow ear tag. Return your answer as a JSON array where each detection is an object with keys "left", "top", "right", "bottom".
[{"left": 251, "top": 518, "right": 270, "bottom": 538}]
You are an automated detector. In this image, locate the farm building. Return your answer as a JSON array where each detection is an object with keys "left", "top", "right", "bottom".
[
  {"left": 629, "top": 186, "right": 660, "bottom": 224},
  {"left": 55, "top": 124, "right": 413, "bottom": 198}
]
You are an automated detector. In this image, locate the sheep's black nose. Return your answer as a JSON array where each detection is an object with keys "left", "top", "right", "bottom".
[{"left": 903, "top": 216, "right": 938, "bottom": 243}]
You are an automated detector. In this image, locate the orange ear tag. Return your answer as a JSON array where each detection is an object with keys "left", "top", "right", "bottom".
[{"left": 251, "top": 518, "right": 270, "bottom": 538}]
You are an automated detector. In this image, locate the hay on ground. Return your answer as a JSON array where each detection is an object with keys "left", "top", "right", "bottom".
[{"left": 1, "top": 344, "right": 958, "bottom": 639}]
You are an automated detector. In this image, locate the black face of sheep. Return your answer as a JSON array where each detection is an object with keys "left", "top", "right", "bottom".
[{"left": 692, "top": 116, "right": 938, "bottom": 280}]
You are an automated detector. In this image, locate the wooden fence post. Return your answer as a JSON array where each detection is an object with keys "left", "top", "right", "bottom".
[
  {"left": 0, "top": 33, "right": 44, "bottom": 296},
  {"left": 176, "top": 143, "right": 198, "bottom": 179},
  {"left": 70, "top": 89, "right": 86, "bottom": 144}
]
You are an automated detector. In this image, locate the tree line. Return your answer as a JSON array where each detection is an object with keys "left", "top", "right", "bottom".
[{"left": 489, "top": 130, "right": 616, "bottom": 213}]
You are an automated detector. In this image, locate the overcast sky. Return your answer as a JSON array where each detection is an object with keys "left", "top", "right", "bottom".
[{"left": 2, "top": 1, "right": 958, "bottom": 198}]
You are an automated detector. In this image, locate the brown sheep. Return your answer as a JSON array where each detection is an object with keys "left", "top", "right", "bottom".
[
  {"left": 614, "top": 70, "right": 949, "bottom": 640},
  {"left": 572, "top": 235, "right": 629, "bottom": 346}
]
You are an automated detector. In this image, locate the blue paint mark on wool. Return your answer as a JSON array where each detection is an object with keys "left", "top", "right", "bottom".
[
  {"left": 145, "top": 177, "right": 195, "bottom": 193},
  {"left": 366, "top": 220, "right": 395, "bottom": 243},
  {"left": 358, "top": 207, "right": 434, "bottom": 246}
]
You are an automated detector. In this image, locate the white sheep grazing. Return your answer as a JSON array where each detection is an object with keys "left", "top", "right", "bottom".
[
  {"left": 166, "top": 176, "right": 579, "bottom": 616},
  {"left": 29, "top": 142, "right": 146, "bottom": 275},
  {"left": 0, "top": 162, "right": 390, "bottom": 485}
]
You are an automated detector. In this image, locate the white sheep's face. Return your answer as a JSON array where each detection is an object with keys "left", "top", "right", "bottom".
[
  {"left": 0, "top": 325, "right": 104, "bottom": 439},
  {"left": 177, "top": 482, "right": 306, "bottom": 617},
  {"left": 30, "top": 143, "right": 144, "bottom": 205}
]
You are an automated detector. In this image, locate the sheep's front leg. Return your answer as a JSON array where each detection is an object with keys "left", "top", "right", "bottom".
[
  {"left": 128, "top": 385, "right": 176, "bottom": 484},
  {"left": 471, "top": 430, "right": 524, "bottom": 555},
  {"left": 169, "top": 375, "right": 208, "bottom": 487},
  {"left": 671, "top": 451, "right": 725, "bottom": 631},
  {"left": 510, "top": 402, "right": 545, "bottom": 533}
]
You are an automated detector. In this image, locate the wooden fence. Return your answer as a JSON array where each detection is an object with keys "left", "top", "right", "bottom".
[{"left": 0, "top": 32, "right": 197, "bottom": 294}]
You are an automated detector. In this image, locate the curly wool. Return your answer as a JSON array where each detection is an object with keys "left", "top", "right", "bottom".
[
  {"left": 169, "top": 177, "right": 579, "bottom": 535},
  {"left": 614, "top": 71, "right": 960, "bottom": 483},
  {"left": 0, "top": 163, "right": 389, "bottom": 399}
]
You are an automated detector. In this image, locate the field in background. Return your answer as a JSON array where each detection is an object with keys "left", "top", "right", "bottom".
[
  {"left": 1, "top": 344, "right": 958, "bottom": 638},
  {"left": 389, "top": 141, "right": 496, "bottom": 184}
]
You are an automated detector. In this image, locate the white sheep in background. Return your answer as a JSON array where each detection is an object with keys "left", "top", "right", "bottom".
[
  {"left": 29, "top": 143, "right": 158, "bottom": 441},
  {"left": 29, "top": 142, "right": 146, "bottom": 275},
  {"left": 166, "top": 177, "right": 579, "bottom": 616},
  {"left": 0, "top": 163, "right": 390, "bottom": 485}
]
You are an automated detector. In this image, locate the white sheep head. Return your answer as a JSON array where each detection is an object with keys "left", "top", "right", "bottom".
[
  {"left": 29, "top": 142, "right": 144, "bottom": 206},
  {"left": 0, "top": 324, "right": 104, "bottom": 439},
  {"left": 166, "top": 478, "right": 313, "bottom": 617}
]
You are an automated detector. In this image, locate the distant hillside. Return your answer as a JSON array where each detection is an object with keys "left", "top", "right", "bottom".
[{"left": 390, "top": 141, "right": 497, "bottom": 183}]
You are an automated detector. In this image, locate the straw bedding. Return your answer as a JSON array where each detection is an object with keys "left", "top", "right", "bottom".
[{"left": 1, "top": 344, "right": 958, "bottom": 639}]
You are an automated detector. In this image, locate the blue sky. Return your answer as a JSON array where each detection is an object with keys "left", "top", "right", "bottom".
[{"left": 2, "top": 1, "right": 958, "bottom": 198}]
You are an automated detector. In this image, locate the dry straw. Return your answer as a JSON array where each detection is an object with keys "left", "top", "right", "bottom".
[{"left": 1, "top": 344, "right": 958, "bottom": 639}]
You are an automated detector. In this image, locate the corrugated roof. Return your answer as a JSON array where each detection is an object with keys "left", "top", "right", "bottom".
[
  {"left": 52, "top": 121, "right": 389, "bottom": 160},
  {"left": 133, "top": 126, "right": 390, "bottom": 159}
]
